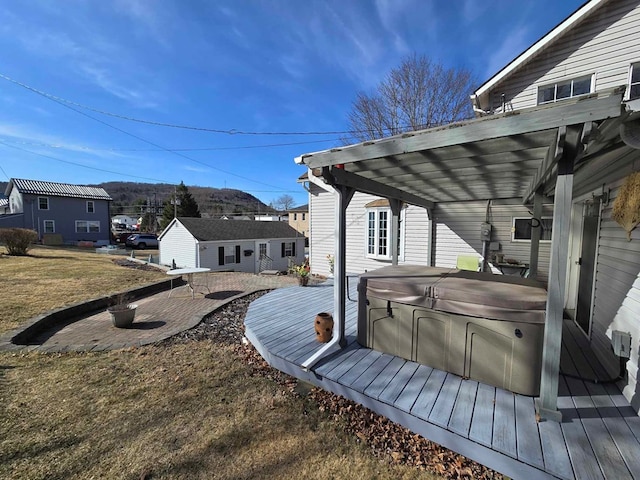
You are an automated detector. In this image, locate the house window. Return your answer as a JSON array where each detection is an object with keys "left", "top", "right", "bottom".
[
  {"left": 293, "top": 213, "right": 297, "bottom": 221},
  {"left": 218, "top": 245, "right": 241, "bottom": 265},
  {"left": 366, "top": 207, "right": 404, "bottom": 260},
  {"left": 87, "top": 201, "right": 95, "bottom": 213},
  {"left": 282, "top": 241, "right": 295, "bottom": 257},
  {"left": 38, "top": 197, "right": 49, "bottom": 210},
  {"left": 75, "top": 220, "right": 100, "bottom": 233},
  {"left": 537, "top": 75, "right": 592, "bottom": 104},
  {"left": 512, "top": 217, "right": 553, "bottom": 242},
  {"left": 43, "top": 220, "right": 55, "bottom": 233},
  {"left": 302, "top": 213, "right": 306, "bottom": 221},
  {"left": 630, "top": 62, "right": 640, "bottom": 100}
]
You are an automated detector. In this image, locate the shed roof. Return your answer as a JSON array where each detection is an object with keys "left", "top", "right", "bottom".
[
  {"left": 173, "top": 217, "right": 302, "bottom": 242},
  {"left": 6, "top": 178, "right": 112, "bottom": 200}
]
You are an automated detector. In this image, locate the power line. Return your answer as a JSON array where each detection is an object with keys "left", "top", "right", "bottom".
[
  {"left": 3, "top": 75, "right": 295, "bottom": 191},
  {"left": 0, "top": 136, "right": 340, "bottom": 153},
  {"left": 0, "top": 72, "right": 375, "bottom": 137}
]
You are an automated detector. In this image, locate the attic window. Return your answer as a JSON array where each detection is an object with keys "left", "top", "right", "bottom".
[
  {"left": 630, "top": 62, "right": 640, "bottom": 100},
  {"left": 537, "top": 75, "right": 592, "bottom": 104}
]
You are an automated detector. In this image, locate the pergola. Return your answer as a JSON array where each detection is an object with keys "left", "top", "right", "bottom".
[{"left": 295, "top": 87, "right": 636, "bottom": 421}]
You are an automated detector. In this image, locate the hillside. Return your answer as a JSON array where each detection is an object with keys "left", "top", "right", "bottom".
[{"left": 0, "top": 181, "right": 275, "bottom": 218}]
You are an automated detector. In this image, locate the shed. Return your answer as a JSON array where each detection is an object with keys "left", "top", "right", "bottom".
[{"left": 158, "top": 217, "right": 306, "bottom": 273}]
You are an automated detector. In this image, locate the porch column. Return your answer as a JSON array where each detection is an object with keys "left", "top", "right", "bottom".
[
  {"left": 529, "top": 189, "right": 543, "bottom": 279},
  {"left": 302, "top": 182, "right": 354, "bottom": 369},
  {"left": 536, "top": 157, "right": 574, "bottom": 422},
  {"left": 389, "top": 199, "right": 402, "bottom": 266}
]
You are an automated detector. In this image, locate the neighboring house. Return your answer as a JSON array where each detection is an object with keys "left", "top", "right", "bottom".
[
  {"left": 287, "top": 204, "right": 309, "bottom": 239},
  {"left": 301, "top": 0, "right": 640, "bottom": 416},
  {"left": 0, "top": 178, "right": 112, "bottom": 245},
  {"left": 0, "top": 197, "right": 8, "bottom": 214},
  {"left": 254, "top": 214, "right": 287, "bottom": 221},
  {"left": 111, "top": 214, "right": 137, "bottom": 230},
  {"left": 158, "top": 217, "right": 306, "bottom": 273}
]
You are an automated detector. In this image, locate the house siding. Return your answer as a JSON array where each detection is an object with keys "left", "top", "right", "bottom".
[
  {"left": 487, "top": 0, "right": 640, "bottom": 112},
  {"left": 0, "top": 190, "right": 111, "bottom": 244},
  {"left": 159, "top": 221, "right": 198, "bottom": 268},
  {"left": 433, "top": 200, "right": 552, "bottom": 282},
  {"left": 572, "top": 157, "right": 640, "bottom": 409}
]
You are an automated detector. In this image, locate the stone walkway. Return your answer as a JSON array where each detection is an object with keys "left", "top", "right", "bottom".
[{"left": 5, "top": 272, "right": 305, "bottom": 353}]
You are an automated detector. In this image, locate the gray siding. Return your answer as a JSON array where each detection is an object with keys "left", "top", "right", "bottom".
[
  {"left": 0, "top": 191, "right": 111, "bottom": 244},
  {"left": 488, "top": 0, "right": 640, "bottom": 112},
  {"left": 572, "top": 151, "right": 640, "bottom": 409},
  {"left": 433, "top": 201, "right": 552, "bottom": 282}
]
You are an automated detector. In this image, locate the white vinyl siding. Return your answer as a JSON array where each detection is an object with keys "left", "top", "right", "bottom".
[
  {"left": 433, "top": 201, "right": 552, "bottom": 282},
  {"left": 309, "top": 187, "right": 430, "bottom": 277},
  {"left": 487, "top": 0, "right": 640, "bottom": 112},
  {"left": 159, "top": 220, "right": 198, "bottom": 268}
]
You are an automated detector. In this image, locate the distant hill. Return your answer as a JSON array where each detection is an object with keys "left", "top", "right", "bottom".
[{"left": 0, "top": 180, "right": 275, "bottom": 218}]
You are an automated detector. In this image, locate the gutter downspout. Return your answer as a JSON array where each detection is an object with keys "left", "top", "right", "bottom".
[{"left": 302, "top": 170, "right": 354, "bottom": 370}]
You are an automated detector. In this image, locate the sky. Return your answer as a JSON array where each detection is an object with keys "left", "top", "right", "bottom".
[{"left": 0, "top": 0, "right": 587, "bottom": 207}]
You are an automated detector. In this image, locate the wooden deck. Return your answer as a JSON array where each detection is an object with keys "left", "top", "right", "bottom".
[{"left": 244, "top": 282, "right": 640, "bottom": 480}]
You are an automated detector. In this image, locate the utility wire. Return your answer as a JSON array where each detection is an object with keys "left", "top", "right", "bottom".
[
  {"left": 0, "top": 72, "right": 382, "bottom": 137},
  {"left": 5, "top": 76, "right": 292, "bottom": 191},
  {"left": 0, "top": 163, "right": 10, "bottom": 181},
  {"left": 0, "top": 136, "right": 340, "bottom": 153}
]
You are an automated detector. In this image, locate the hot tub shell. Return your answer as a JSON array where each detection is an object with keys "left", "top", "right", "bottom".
[{"left": 357, "top": 266, "right": 547, "bottom": 396}]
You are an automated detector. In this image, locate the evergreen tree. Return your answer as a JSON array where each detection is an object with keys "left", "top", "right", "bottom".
[{"left": 160, "top": 181, "right": 201, "bottom": 229}]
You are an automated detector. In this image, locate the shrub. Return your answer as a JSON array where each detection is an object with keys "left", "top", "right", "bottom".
[{"left": 0, "top": 228, "right": 38, "bottom": 255}]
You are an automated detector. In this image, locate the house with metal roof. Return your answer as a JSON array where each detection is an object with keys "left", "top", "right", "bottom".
[
  {"left": 158, "top": 217, "right": 306, "bottom": 273},
  {"left": 245, "top": 1, "right": 640, "bottom": 478},
  {"left": 1, "top": 178, "right": 112, "bottom": 245}
]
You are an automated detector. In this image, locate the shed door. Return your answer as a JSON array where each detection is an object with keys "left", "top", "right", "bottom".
[{"left": 575, "top": 198, "right": 600, "bottom": 336}]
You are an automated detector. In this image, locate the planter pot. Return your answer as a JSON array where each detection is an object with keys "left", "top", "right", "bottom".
[
  {"left": 314, "top": 312, "right": 334, "bottom": 343},
  {"left": 108, "top": 304, "right": 137, "bottom": 328},
  {"left": 299, "top": 276, "right": 309, "bottom": 286}
]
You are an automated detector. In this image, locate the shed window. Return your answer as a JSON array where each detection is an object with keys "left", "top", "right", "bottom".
[
  {"left": 512, "top": 217, "right": 552, "bottom": 242},
  {"left": 537, "top": 75, "right": 592, "bottom": 104},
  {"left": 38, "top": 197, "right": 49, "bottom": 210},
  {"left": 281, "top": 241, "right": 295, "bottom": 257},
  {"left": 43, "top": 220, "right": 55, "bottom": 233},
  {"left": 76, "top": 220, "right": 100, "bottom": 233},
  {"left": 87, "top": 201, "right": 95, "bottom": 213},
  {"left": 218, "top": 245, "right": 241, "bottom": 265},
  {"left": 630, "top": 62, "right": 640, "bottom": 100}
]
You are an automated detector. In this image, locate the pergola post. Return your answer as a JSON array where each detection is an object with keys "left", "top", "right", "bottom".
[
  {"left": 389, "top": 199, "right": 402, "bottom": 266},
  {"left": 529, "top": 189, "right": 544, "bottom": 279},
  {"left": 536, "top": 157, "right": 574, "bottom": 422}
]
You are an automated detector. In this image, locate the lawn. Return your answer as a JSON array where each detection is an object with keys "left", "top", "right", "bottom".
[{"left": 0, "top": 246, "right": 440, "bottom": 479}]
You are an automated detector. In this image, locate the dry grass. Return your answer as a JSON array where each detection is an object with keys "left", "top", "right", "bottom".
[
  {"left": 0, "top": 246, "right": 166, "bottom": 335},
  {"left": 0, "top": 246, "right": 439, "bottom": 480}
]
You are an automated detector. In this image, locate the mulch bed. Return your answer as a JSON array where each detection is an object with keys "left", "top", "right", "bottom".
[{"left": 163, "top": 291, "right": 504, "bottom": 480}]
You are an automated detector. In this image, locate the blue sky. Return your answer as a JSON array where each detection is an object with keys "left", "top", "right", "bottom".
[{"left": 0, "top": 0, "right": 585, "bottom": 207}]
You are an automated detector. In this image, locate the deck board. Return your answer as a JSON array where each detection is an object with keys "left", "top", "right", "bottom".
[
  {"left": 243, "top": 283, "right": 640, "bottom": 480},
  {"left": 468, "top": 383, "right": 496, "bottom": 448},
  {"left": 448, "top": 379, "right": 478, "bottom": 437},
  {"left": 492, "top": 389, "right": 517, "bottom": 458}
]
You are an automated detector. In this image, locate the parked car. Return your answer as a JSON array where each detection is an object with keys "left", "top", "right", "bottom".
[
  {"left": 125, "top": 233, "right": 158, "bottom": 249},
  {"left": 112, "top": 231, "right": 131, "bottom": 244}
]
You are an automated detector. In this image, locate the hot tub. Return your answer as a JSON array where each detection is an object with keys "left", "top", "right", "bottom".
[{"left": 357, "top": 265, "right": 547, "bottom": 396}]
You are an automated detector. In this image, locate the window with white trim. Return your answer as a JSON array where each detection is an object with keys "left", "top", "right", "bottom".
[
  {"left": 87, "top": 201, "right": 95, "bottom": 213},
  {"left": 38, "top": 197, "right": 49, "bottom": 210},
  {"left": 512, "top": 217, "right": 552, "bottom": 242},
  {"left": 365, "top": 207, "right": 404, "bottom": 260},
  {"left": 630, "top": 62, "right": 640, "bottom": 100},
  {"left": 43, "top": 220, "right": 55, "bottom": 233},
  {"left": 218, "top": 245, "right": 241, "bottom": 265},
  {"left": 75, "top": 220, "right": 100, "bottom": 233},
  {"left": 537, "top": 75, "right": 592, "bottom": 104}
]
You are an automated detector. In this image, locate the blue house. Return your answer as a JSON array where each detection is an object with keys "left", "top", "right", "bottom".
[{"left": 0, "top": 178, "right": 112, "bottom": 245}]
